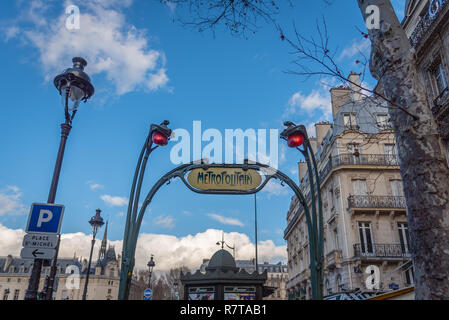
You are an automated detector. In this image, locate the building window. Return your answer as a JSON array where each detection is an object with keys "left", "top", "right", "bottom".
[
  {"left": 326, "top": 279, "right": 332, "bottom": 295},
  {"left": 404, "top": 266, "right": 415, "bottom": 285},
  {"left": 13, "top": 289, "right": 20, "bottom": 300},
  {"left": 384, "top": 144, "right": 398, "bottom": 164},
  {"left": 333, "top": 228, "right": 340, "bottom": 250},
  {"left": 352, "top": 179, "right": 368, "bottom": 196},
  {"left": 431, "top": 61, "right": 448, "bottom": 96},
  {"left": 376, "top": 114, "right": 389, "bottom": 129},
  {"left": 398, "top": 222, "right": 411, "bottom": 254},
  {"left": 336, "top": 274, "right": 344, "bottom": 292},
  {"left": 390, "top": 180, "right": 404, "bottom": 197},
  {"left": 109, "top": 268, "right": 115, "bottom": 277},
  {"left": 358, "top": 222, "right": 374, "bottom": 255},
  {"left": 3, "top": 289, "right": 9, "bottom": 300},
  {"left": 17, "top": 278, "right": 21, "bottom": 283},
  {"left": 107, "top": 289, "right": 112, "bottom": 294},
  {"left": 343, "top": 113, "right": 357, "bottom": 129}
]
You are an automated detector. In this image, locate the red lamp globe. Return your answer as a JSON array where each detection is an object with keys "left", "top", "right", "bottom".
[
  {"left": 151, "top": 130, "right": 169, "bottom": 146},
  {"left": 287, "top": 133, "right": 304, "bottom": 148}
]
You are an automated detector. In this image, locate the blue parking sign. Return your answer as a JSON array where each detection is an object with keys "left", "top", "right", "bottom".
[{"left": 26, "top": 203, "right": 65, "bottom": 234}]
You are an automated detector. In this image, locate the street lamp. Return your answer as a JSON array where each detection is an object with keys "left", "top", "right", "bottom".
[
  {"left": 280, "top": 121, "right": 324, "bottom": 300},
  {"left": 25, "top": 57, "right": 94, "bottom": 300},
  {"left": 82, "top": 209, "right": 105, "bottom": 300},
  {"left": 147, "top": 255, "right": 155, "bottom": 288},
  {"left": 216, "top": 232, "right": 235, "bottom": 259},
  {"left": 118, "top": 121, "right": 172, "bottom": 300},
  {"left": 173, "top": 281, "right": 179, "bottom": 300}
]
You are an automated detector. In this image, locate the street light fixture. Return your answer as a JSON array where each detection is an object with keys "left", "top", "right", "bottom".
[
  {"left": 82, "top": 209, "right": 105, "bottom": 300},
  {"left": 147, "top": 255, "right": 155, "bottom": 288},
  {"left": 118, "top": 121, "right": 172, "bottom": 300},
  {"left": 280, "top": 121, "right": 324, "bottom": 300},
  {"left": 26, "top": 57, "right": 94, "bottom": 300}
]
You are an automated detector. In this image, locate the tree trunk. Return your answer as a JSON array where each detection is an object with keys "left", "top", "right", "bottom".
[{"left": 357, "top": 0, "right": 449, "bottom": 299}]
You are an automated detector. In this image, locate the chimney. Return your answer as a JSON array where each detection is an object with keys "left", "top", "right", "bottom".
[
  {"left": 348, "top": 72, "right": 362, "bottom": 102},
  {"left": 4, "top": 255, "right": 13, "bottom": 272},
  {"left": 308, "top": 137, "right": 318, "bottom": 154},
  {"left": 315, "top": 122, "right": 332, "bottom": 146},
  {"left": 330, "top": 86, "right": 351, "bottom": 118},
  {"left": 298, "top": 161, "right": 308, "bottom": 182},
  {"left": 81, "top": 258, "right": 88, "bottom": 273}
]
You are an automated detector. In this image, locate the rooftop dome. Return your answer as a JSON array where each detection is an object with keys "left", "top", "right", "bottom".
[{"left": 206, "top": 249, "right": 238, "bottom": 272}]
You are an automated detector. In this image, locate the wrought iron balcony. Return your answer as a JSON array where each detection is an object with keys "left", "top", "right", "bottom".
[
  {"left": 285, "top": 155, "right": 400, "bottom": 238},
  {"left": 409, "top": 0, "right": 448, "bottom": 48},
  {"left": 333, "top": 153, "right": 399, "bottom": 166},
  {"left": 348, "top": 195, "right": 406, "bottom": 210},
  {"left": 354, "top": 243, "right": 411, "bottom": 259},
  {"left": 432, "top": 87, "right": 449, "bottom": 118}
]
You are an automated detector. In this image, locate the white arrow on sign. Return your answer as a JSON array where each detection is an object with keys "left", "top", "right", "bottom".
[
  {"left": 20, "top": 247, "right": 55, "bottom": 260},
  {"left": 22, "top": 233, "right": 58, "bottom": 249}
]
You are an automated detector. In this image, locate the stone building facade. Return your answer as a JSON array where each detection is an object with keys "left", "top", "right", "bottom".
[
  {"left": 285, "top": 73, "right": 413, "bottom": 300},
  {"left": 403, "top": 0, "right": 449, "bottom": 159},
  {"left": 0, "top": 224, "right": 140, "bottom": 300}
]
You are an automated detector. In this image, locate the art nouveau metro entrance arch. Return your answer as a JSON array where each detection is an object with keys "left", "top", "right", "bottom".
[{"left": 118, "top": 160, "right": 323, "bottom": 300}]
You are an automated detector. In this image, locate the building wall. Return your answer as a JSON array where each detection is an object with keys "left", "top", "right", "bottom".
[
  {"left": 285, "top": 75, "right": 413, "bottom": 300},
  {"left": 0, "top": 259, "right": 121, "bottom": 300}
]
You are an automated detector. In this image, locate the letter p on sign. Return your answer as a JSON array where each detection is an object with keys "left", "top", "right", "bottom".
[
  {"left": 37, "top": 210, "right": 53, "bottom": 227},
  {"left": 26, "top": 203, "right": 65, "bottom": 234}
]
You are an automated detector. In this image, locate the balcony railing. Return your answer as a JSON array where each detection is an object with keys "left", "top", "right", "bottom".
[
  {"left": 354, "top": 243, "right": 411, "bottom": 259},
  {"left": 409, "top": 0, "right": 448, "bottom": 48},
  {"left": 432, "top": 87, "right": 449, "bottom": 117},
  {"left": 348, "top": 195, "right": 406, "bottom": 210},
  {"left": 284, "top": 154, "right": 400, "bottom": 238}
]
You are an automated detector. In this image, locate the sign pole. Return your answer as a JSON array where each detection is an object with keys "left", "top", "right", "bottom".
[
  {"left": 254, "top": 194, "right": 258, "bottom": 273},
  {"left": 25, "top": 123, "right": 71, "bottom": 300}
]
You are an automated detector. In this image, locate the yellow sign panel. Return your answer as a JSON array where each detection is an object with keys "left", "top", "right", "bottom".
[{"left": 187, "top": 168, "right": 262, "bottom": 191}]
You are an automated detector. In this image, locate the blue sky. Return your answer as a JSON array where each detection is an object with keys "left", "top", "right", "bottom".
[{"left": 0, "top": 0, "right": 406, "bottom": 270}]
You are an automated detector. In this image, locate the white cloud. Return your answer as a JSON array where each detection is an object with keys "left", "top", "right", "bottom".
[
  {"left": 285, "top": 89, "right": 332, "bottom": 120},
  {"left": 0, "top": 186, "right": 27, "bottom": 216},
  {"left": 8, "top": 0, "right": 169, "bottom": 95},
  {"left": 101, "top": 195, "right": 128, "bottom": 207},
  {"left": 207, "top": 213, "right": 244, "bottom": 227},
  {"left": 338, "top": 37, "right": 371, "bottom": 62},
  {"left": 0, "top": 225, "right": 286, "bottom": 271},
  {"left": 86, "top": 181, "right": 104, "bottom": 191},
  {"left": 153, "top": 215, "right": 175, "bottom": 229},
  {"left": 261, "top": 180, "right": 289, "bottom": 198}
]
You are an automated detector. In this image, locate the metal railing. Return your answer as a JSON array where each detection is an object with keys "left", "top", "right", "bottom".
[
  {"left": 432, "top": 87, "right": 449, "bottom": 117},
  {"left": 409, "top": 0, "right": 448, "bottom": 48},
  {"left": 284, "top": 154, "right": 400, "bottom": 238},
  {"left": 348, "top": 195, "right": 406, "bottom": 209},
  {"left": 354, "top": 243, "right": 411, "bottom": 259}
]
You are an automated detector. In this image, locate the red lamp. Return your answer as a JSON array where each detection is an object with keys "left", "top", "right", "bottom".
[
  {"left": 151, "top": 130, "right": 169, "bottom": 146},
  {"left": 287, "top": 133, "right": 304, "bottom": 148}
]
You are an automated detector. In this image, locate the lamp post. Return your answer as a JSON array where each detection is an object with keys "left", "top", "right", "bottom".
[
  {"left": 25, "top": 57, "right": 94, "bottom": 300},
  {"left": 173, "top": 281, "right": 179, "bottom": 300},
  {"left": 147, "top": 255, "right": 155, "bottom": 288},
  {"left": 280, "top": 121, "right": 324, "bottom": 300},
  {"left": 118, "top": 121, "right": 172, "bottom": 300},
  {"left": 82, "top": 209, "right": 105, "bottom": 300}
]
